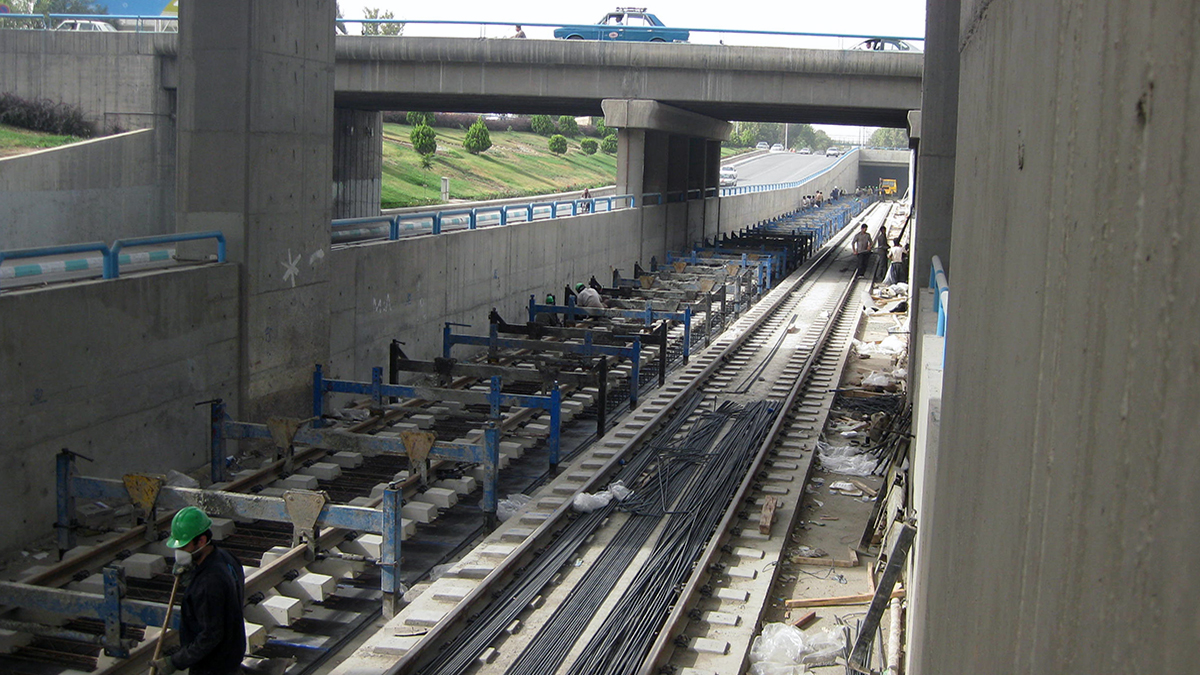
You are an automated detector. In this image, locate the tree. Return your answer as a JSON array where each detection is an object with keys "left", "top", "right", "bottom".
[
  {"left": 548, "top": 134, "right": 568, "bottom": 154},
  {"left": 557, "top": 115, "right": 580, "bottom": 138},
  {"left": 868, "top": 127, "right": 909, "bottom": 148},
  {"left": 600, "top": 134, "right": 618, "bottom": 154},
  {"left": 530, "top": 114, "right": 556, "bottom": 137},
  {"left": 410, "top": 123, "right": 437, "bottom": 158},
  {"left": 361, "top": 7, "right": 403, "bottom": 36},
  {"left": 592, "top": 117, "right": 610, "bottom": 138},
  {"left": 34, "top": 0, "right": 107, "bottom": 13},
  {"left": 579, "top": 138, "right": 598, "bottom": 155},
  {"left": 406, "top": 111, "right": 435, "bottom": 127},
  {"left": 463, "top": 117, "right": 492, "bottom": 154}
]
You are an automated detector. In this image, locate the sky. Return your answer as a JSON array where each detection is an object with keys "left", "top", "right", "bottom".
[{"left": 344, "top": 0, "right": 930, "bottom": 138}]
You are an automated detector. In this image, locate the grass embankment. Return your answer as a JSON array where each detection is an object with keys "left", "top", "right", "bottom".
[
  {"left": 0, "top": 124, "right": 82, "bottom": 158},
  {"left": 381, "top": 123, "right": 623, "bottom": 208}
]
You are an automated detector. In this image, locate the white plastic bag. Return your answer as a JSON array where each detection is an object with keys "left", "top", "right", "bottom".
[
  {"left": 749, "top": 622, "right": 845, "bottom": 671},
  {"left": 749, "top": 623, "right": 809, "bottom": 665},
  {"left": 497, "top": 494, "right": 532, "bottom": 522},
  {"left": 817, "top": 442, "right": 876, "bottom": 476},
  {"left": 572, "top": 490, "right": 614, "bottom": 512},
  {"left": 608, "top": 480, "right": 632, "bottom": 501},
  {"left": 861, "top": 371, "right": 892, "bottom": 387},
  {"left": 799, "top": 625, "right": 846, "bottom": 666}
]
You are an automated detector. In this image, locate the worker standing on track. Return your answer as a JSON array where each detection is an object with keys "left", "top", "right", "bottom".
[
  {"left": 152, "top": 507, "right": 246, "bottom": 675},
  {"left": 852, "top": 223, "right": 873, "bottom": 278},
  {"left": 575, "top": 282, "right": 605, "bottom": 308}
]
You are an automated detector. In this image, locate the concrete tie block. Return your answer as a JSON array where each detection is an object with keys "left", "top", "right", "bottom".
[
  {"left": 279, "top": 572, "right": 337, "bottom": 602},
  {"left": 309, "top": 556, "right": 360, "bottom": 580},
  {"left": 726, "top": 566, "right": 758, "bottom": 579},
  {"left": 409, "top": 414, "right": 436, "bottom": 429},
  {"left": 478, "top": 647, "right": 499, "bottom": 665},
  {"left": 330, "top": 451, "right": 364, "bottom": 469},
  {"left": 257, "top": 487, "right": 287, "bottom": 499},
  {"left": 209, "top": 517, "right": 236, "bottom": 541},
  {"left": 0, "top": 628, "right": 33, "bottom": 654},
  {"left": 280, "top": 474, "right": 319, "bottom": 491},
  {"left": 405, "top": 608, "right": 447, "bottom": 627},
  {"left": 245, "top": 595, "right": 303, "bottom": 627},
  {"left": 433, "top": 581, "right": 476, "bottom": 602},
  {"left": 691, "top": 638, "right": 730, "bottom": 655},
  {"left": 118, "top": 553, "right": 166, "bottom": 579},
  {"left": 339, "top": 534, "right": 382, "bottom": 559},
  {"left": 260, "top": 546, "right": 294, "bottom": 565},
  {"left": 437, "top": 476, "right": 477, "bottom": 495},
  {"left": 733, "top": 547, "right": 765, "bottom": 559},
  {"left": 479, "top": 544, "right": 516, "bottom": 558},
  {"left": 414, "top": 487, "right": 457, "bottom": 509},
  {"left": 519, "top": 512, "right": 550, "bottom": 525},
  {"left": 679, "top": 668, "right": 718, "bottom": 675},
  {"left": 244, "top": 622, "right": 267, "bottom": 653},
  {"left": 392, "top": 470, "right": 411, "bottom": 482},
  {"left": 499, "top": 441, "right": 525, "bottom": 459},
  {"left": 374, "top": 634, "right": 423, "bottom": 656},
  {"left": 402, "top": 502, "right": 438, "bottom": 523},
  {"left": 452, "top": 565, "right": 493, "bottom": 579},
  {"left": 298, "top": 462, "right": 342, "bottom": 481},
  {"left": 702, "top": 611, "right": 742, "bottom": 626},
  {"left": 348, "top": 496, "right": 374, "bottom": 507},
  {"left": 501, "top": 527, "right": 534, "bottom": 542},
  {"left": 67, "top": 574, "right": 105, "bottom": 594}
]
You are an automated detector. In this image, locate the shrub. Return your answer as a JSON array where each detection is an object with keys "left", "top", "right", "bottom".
[
  {"left": 592, "top": 117, "right": 610, "bottom": 138},
  {"left": 580, "top": 138, "right": 598, "bottom": 155},
  {"left": 463, "top": 117, "right": 492, "bottom": 154},
  {"left": 410, "top": 123, "right": 437, "bottom": 156},
  {"left": 548, "top": 134, "right": 567, "bottom": 154},
  {"left": 530, "top": 114, "right": 556, "bottom": 136},
  {"left": 600, "top": 134, "right": 618, "bottom": 154},
  {"left": 0, "top": 93, "right": 94, "bottom": 137},
  {"left": 557, "top": 115, "right": 579, "bottom": 138},
  {"left": 405, "top": 111, "right": 435, "bottom": 126}
]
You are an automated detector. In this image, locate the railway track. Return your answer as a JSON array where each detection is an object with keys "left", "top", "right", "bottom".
[
  {"left": 0, "top": 200, "right": 886, "bottom": 675},
  {"left": 330, "top": 202, "right": 892, "bottom": 675}
]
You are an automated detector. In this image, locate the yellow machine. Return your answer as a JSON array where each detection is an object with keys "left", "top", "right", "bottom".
[{"left": 880, "top": 179, "right": 898, "bottom": 196}]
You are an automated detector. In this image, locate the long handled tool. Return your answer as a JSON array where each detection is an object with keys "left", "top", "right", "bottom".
[{"left": 148, "top": 574, "right": 181, "bottom": 675}]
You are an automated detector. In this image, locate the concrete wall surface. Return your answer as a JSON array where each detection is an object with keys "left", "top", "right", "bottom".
[
  {"left": 0, "top": 128, "right": 174, "bottom": 248},
  {"left": 0, "top": 265, "right": 239, "bottom": 554},
  {"left": 0, "top": 30, "right": 175, "bottom": 132},
  {"left": 715, "top": 151, "right": 861, "bottom": 239},
  {"left": 911, "top": 0, "right": 1200, "bottom": 672},
  {"left": 328, "top": 207, "right": 672, "bottom": 375}
]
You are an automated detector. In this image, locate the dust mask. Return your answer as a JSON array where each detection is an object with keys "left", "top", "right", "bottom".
[{"left": 174, "top": 549, "right": 193, "bottom": 566}]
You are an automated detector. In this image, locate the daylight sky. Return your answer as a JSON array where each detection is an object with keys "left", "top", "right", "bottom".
[{"left": 338, "top": 0, "right": 929, "bottom": 138}]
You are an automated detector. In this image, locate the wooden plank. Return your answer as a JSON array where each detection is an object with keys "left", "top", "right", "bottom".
[
  {"left": 784, "top": 589, "right": 905, "bottom": 608},
  {"left": 849, "top": 479, "right": 878, "bottom": 497},
  {"left": 790, "top": 556, "right": 857, "bottom": 568},
  {"left": 759, "top": 496, "right": 778, "bottom": 534},
  {"left": 790, "top": 610, "right": 818, "bottom": 629}
]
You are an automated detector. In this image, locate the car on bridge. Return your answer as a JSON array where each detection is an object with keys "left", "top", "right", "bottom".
[
  {"left": 719, "top": 166, "right": 738, "bottom": 187},
  {"left": 554, "top": 8, "right": 688, "bottom": 42},
  {"left": 825, "top": 146, "right": 841, "bottom": 157},
  {"left": 755, "top": 142, "right": 769, "bottom": 150},
  {"left": 852, "top": 38, "right": 920, "bottom": 52},
  {"left": 770, "top": 143, "right": 785, "bottom": 152},
  {"left": 799, "top": 147, "right": 812, "bottom": 155},
  {"left": 55, "top": 19, "right": 117, "bottom": 32}
]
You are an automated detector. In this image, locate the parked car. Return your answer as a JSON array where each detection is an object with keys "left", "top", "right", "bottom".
[
  {"left": 852, "top": 38, "right": 920, "bottom": 52},
  {"left": 554, "top": 8, "right": 688, "bottom": 42},
  {"left": 770, "top": 143, "right": 785, "bottom": 152},
  {"left": 755, "top": 142, "right": 770, "bottom": 150},
  {"left": 55, "top": 19, "right": 117, "bottom": 31},
  {"left": 825, "top": 146, "right": 841, "bottom": 157},
  {"left": 799, "top": 147, "right": 812, "bottom": 155},
  {"left": 719, "top": 166, "right": 738, "bottom": 187}
]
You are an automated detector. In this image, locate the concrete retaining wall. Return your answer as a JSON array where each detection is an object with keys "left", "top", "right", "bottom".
[
  {"left": 911, "top": 0, "right": 1200, "bottom": 672},
  {"left": 329, "top": 206, "right": 675, "bottom": 376},
  {"left": 0, "top": 128, "right": 174, "bottom": 248},
  {"left": 0, "top": 265, "right": 239, "bottom": 554},
  {"left": 714, "top": 151, "right": 861, "bottom": 241},
  {"left": 0, "top": 30, "right": 174, "bottom": 132}
]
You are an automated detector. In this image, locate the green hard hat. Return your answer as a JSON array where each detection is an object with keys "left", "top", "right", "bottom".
[
  {"left": 166, "top": 506, "right": 212, "bottom": 548},
  {"left": 575, "top": 283, "right": 586, "bottom": 292}
]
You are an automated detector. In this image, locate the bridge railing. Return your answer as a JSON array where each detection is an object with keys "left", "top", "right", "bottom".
[
  {"left": 0, "top": 231, "right": 225, "bottom": 291},
  {"left": 332, "top": 193, "right": 635, "bottom": 243}
]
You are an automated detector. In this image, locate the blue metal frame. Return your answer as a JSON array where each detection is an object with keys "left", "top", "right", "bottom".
[
  {"left": 526, "top": 295, "right": 689, "bottom": 363},
  {"left": 444, "top": 321, "right": 647, "bottom": 402},
  {"left": 930, "top": 254, "right": 949, "bottom": 338},
  {"left": 0, "top": 242, "right": 112, "bottom": 291}
]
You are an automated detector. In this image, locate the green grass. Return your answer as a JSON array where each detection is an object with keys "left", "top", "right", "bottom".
[
  {"left": 0, "top": 124, "right": 82, "bottom": 155},
  {"left": 381, "top": 123, "right": 618, "bottom": 208}
]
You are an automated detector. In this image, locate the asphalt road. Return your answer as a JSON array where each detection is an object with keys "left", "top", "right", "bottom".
[{"left": 730, "top": 152, "right": 840, "bottom": 187}]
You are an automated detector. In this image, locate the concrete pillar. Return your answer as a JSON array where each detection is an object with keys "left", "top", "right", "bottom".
[
  {"left": 666, "top": 135, "right": 690, "bottom": 199},
  {"left": 176, "top": 0, "right": 334, "bottom": 419},
  {"left": 615, "top": 128, "right": 646, "bottom": 200},
  {"left": 332, "top": 108, "right": 382, "bottom": 218}
]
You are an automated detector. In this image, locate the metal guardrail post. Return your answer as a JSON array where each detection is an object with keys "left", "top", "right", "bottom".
[
  {"left": 107, "top": 231, "right": 225, "bottom": 279},
  {"left": 380, "top": 484, "right": 403, "bottom": 618}
]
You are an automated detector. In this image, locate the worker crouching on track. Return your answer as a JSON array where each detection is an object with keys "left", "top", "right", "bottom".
[
  {"left": 153, "top": 506, "right": 246, "bottom": 675},
  {"left": 575, "top": 282, "right": 605, "bottom": 308}
]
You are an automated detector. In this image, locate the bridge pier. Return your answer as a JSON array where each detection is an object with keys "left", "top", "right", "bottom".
[
  {"left": 603, "top": 99, "right": 729, "bottom": 204},
  {"left": 175, "top": 0, "right": 336, "bottom": 420},
  {"left": 333, "top": 109, "right": 383, "bottom": 219}
]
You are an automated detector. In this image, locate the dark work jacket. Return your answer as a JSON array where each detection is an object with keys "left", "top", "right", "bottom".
[{"left": 171, "top": 546, "right": 246, "bottom": 675}]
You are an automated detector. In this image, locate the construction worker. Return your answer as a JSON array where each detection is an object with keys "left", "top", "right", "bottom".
[
  {"left": 852, "top": 223, "right": 873, "bottom": 278},
  {"left": 152, "top": 506, "right": 246, "bottom": 675},
  {"left": 575, "top": 282, "right": 604, "bottom": 308}
]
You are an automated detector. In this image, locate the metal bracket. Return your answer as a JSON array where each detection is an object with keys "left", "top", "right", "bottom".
[
  {"left": 122, "top": 474, "right": 165, "bottom": 542},
  {"left": 401, "top": 431, "right": 436, "bottom": 486},
  {"left": 283, "top": 490, "right": 327, "bottom": 552},
  {"left": 267, "top": 417, "right": 306, "bottom": 474}
]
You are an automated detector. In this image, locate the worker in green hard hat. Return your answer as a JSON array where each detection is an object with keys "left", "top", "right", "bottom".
[
  {"left": 152, "top": 506, "right": 246, "bottom": 675},
  {"left": 574, "top": 282, "right": 604, "bottom": 309}
]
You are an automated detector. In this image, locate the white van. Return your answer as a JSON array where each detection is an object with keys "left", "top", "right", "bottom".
[{"left": 55, "top": 20, "right": 118, "bottom": 31}]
